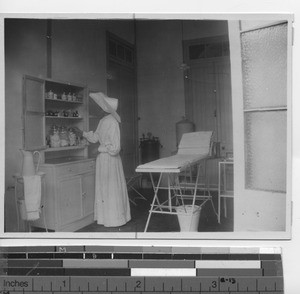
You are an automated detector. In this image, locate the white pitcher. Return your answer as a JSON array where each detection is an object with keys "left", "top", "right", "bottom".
[{"left": 20, "top": 150, "right": 41, "bottom": 176}]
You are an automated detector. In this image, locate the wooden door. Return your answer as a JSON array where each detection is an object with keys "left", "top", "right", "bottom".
[
  {"left": 184, "top": 36, "right": 232, "bottom": 157},
  {"left": 106, "top": 33, "right": 137, "bottom": 178},
  {"left": 184, "top": 58, "right": 232, "bottom": 157},
  {"left": 215, "top": 59, "right": 233, "bottom": 154},
  {"left": 187, "top": 61, "right": 217, "bottom": 134},
  {"left": 229, "top": 19, "right": 292, "bottom": 233}
]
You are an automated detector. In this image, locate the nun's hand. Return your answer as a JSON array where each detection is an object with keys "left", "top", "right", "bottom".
[{"left": 73, "top": 126, "right": 83, "bottom": 137}]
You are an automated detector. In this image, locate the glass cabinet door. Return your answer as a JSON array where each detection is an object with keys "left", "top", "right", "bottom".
[{"left": 22, "top": 75, "right": 46, "bottom": 150}]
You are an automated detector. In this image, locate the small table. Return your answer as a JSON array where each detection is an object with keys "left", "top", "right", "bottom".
[{"left": 218, "top": 159, "right": 234, "bottom": 223}]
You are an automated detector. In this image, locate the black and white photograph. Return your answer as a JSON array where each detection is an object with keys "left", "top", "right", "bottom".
[{"left": 2, "top": 14, "right": 293, "bottom": 238}]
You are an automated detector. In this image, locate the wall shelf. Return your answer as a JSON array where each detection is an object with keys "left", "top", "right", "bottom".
[
  {"left": 45, "top": 98, "right": 83, "bottom": 104},
  {"left": 44, "top": 145, "right": 87, "bottom": 152},
  {"left": 45, "top": 116, "right": 83, "bottom": 119}
]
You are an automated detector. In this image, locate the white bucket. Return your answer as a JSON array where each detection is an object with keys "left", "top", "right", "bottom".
[{"left": 175, "top": 205, "right": 201, "bottom": 232}]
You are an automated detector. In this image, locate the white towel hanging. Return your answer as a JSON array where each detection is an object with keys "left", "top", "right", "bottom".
[{"left": 23, "top": 175, "right": 42, "bottom": 221}]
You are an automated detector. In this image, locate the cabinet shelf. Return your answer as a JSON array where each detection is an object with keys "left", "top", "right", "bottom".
[
  {"left": 89, "top": 115, "right": 101, "bottom": 119},
  {"left": 45, "top": 116, "right": 83, "bottom": 120},
  {"left": 45, "top": 98, "right": 83, "bottom": 104},
  {"left": 45, "top": 145, "right": 87, "bottom": 152}
]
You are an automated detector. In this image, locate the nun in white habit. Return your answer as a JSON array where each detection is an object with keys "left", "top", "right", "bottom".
[{"left": 83, "top": 92, "right": 131, "bottom": 227}]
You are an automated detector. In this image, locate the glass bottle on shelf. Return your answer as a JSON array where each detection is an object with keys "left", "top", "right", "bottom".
[
  {"left": 48, "top": 90, "right": 54, "bottom": 99},
  {"left": 59, "top": 126, "right": 69, "bottom": 147},
  {"left": 49, "top": 125, "right": 60, "bottom": 148},
  {"left": 67, "top": 92, "right": 72, "bottom": 101},
  {"left": 68, "top": 127, "right": 77, "bottom": 146}
]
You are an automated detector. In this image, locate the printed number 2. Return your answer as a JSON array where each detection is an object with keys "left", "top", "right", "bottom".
[
  {"left": 135, "top": 280, "right": 142, "bottom": 289},
  {"left": 212, "top": 280, "right": 217, "bottom": 288}
]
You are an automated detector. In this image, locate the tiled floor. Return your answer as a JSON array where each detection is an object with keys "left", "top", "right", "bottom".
[{"left": 77, "top": 188, "right": 233, "bottom": 233}]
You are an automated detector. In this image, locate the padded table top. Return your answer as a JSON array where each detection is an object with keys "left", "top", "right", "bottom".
[{"left": 136, "top": 154, "right": 207, "bottom": 173}]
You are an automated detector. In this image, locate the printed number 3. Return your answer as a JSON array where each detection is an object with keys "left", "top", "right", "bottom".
[{"left": 212, "top": 280, "right": 217, "bottom": 288}]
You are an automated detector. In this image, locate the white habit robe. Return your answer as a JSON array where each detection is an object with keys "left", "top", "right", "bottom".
[{"left": 84, "top": 114, "right": 131, "bottom": 227}]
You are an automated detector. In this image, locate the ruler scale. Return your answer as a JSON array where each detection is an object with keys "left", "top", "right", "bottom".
[{"left": 0, "top": 246, "right": 284, "bottom": 293}]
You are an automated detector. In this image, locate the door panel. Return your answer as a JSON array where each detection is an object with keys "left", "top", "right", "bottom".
[
  {"left": 241, "top": 23, "right": 287, "bottom": 109},
  {"left": 58, "top": 176, "right": 83, "bottom": 226},
  {"left": 185, "top": 58, "right": 233, "bottom": 156},
  {"left": 24, "top": 113, "right": 45, "bottom": 150},
  {"left": 244, "top": 110, "right": 287, "bottom": 192},
  {"left": 189, "top": 62, "right": 216, "bottom": 133},
  {"left": 228, "top": 19, "right": 292, "bottom": 233},
  {"left": 82, "top": 171, "right": 95, "bottom": 216},
  {"left": 24, "top": 76, "right": 44, "bottom": 112},
  {"left": 23, "top": 76, "right": 46, "bottom": 150},
  {"left": 215, "top": 60, "right": 233, "bottom": 154}
]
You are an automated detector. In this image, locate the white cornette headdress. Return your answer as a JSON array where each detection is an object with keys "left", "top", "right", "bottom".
[{"left": 89, "top": 92, "right": 121, "bottom": 123}]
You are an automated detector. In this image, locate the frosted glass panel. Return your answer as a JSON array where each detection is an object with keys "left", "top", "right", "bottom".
[
  {"left": 241, "top": 23, "right": 287, "bottom": 109},
  {"left": 245, "top": 111, "right": 286, "bottom": 192}
]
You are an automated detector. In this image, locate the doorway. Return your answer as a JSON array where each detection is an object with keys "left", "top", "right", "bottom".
[
  {"left": 183, "top": 35, "right": 233, "bottom": 157},
  {"left": 106, "top": 32, "right": 138, "bottom": 177},
  {"left": 183, "top": 36, "right": 234, "bottom": 224}
]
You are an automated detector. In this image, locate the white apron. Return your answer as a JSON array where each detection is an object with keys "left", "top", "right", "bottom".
[{"left": 84, "top": 114, "right": 131, "bottom": 227}]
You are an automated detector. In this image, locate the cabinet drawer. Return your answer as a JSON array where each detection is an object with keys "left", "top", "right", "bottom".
[{"left": 56, "top": 160, "right": 95, "bottom": 177}]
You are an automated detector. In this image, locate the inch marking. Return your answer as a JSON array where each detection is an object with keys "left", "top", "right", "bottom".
[{"left": 0, "top": 275, "right": 284, "bottom": 293}]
